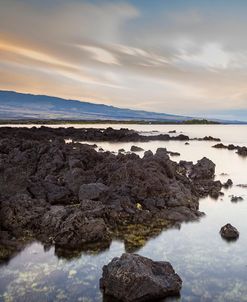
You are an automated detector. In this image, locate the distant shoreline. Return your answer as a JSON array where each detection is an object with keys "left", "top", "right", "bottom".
[{"left": 0, "top": 119, "right": 222, "bottom": 125}]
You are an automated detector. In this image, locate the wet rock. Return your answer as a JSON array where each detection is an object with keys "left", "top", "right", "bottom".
[
  {"left": 212, "top": 143, "right": 247, "bottom": 156},
  {"left": 203, "top": 136, "right": 221, "bottom": 141},
  {"left": 100, "top": 253, "right": 182, "bottom": 302},
  {"left": 220, "top": 223, "right": 239, "bottom": 240},
  {"left": 172, "top": 134, "right": 189, "bottom": 141},
  {"left": 0, "top": 127, "right": 224, "bottom": 261},
  {"left": 237, "top": 146, "right": 247, "bottom": 156},
  {"left": 231, "top": 196, "right": 244, "bottom": 202},
  {"left": 130, "top": 145, "right": 144, "bottom": 152},
  {"left": 223, "top": 179, "right": 233, "bottom": 188},
  {"left": 212, "top": 143, "right": 226, "bottom": 149},
  {"left": 54, "top": 217, "right": 110, "bottom": 248},
  {"left": 0, "top": 126, "right": 193, "bottom": 142},
  {"left": 78, "top": 183, "right": 109, "bottom": 201}
]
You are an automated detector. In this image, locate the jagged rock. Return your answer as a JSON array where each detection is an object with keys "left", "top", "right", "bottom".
[
  {"left": 189, "top": 157, "right": 215, "bottom": 180},
  {"left": 231, "top": 196, "right": 243, "bottom": 202},
  {"left": 223, "top": 179, "right": 233, "bottom": 188},
  {"left": 0, "top": 127, "right": 223, "bottom": 262},
  {"left": 130, "top": 145, "right": 144, "bottom": 152},
  {"left": 100, "top": 253, "right": 182, "bottom": 302},
  {"left": 78, "top": 183, "right": 109, "bottom": 201},
  {"left": 220, "top": 223, "right": 239, "bottom": 240},
  {"left": 237, "top": 184, "right": 247, "bottom": 188}
]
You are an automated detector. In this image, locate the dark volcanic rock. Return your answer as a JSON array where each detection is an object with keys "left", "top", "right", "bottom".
[
  {"left": 0, "top": 126, "right": 190, "bottom": 143},
  {"left": 231, "top": 196, "right": 243, "bottom": 202},
  {"left": 189, "top": 157, "right": 215, "bottom": 180},
  {"left": 167, "top": 150, "right": 180, "bottom": 156},
  {"left": 100, "top": 253, "right": 182, "bottom": 302},
  {"left": 130, "top": 145, "right": 144, "bottom": 152},
  {"left": 196, "top": 136, "right": 221, "bottom": 142},
  {"left": 0, "top": 127, "right": 224, "bottom": 262},
  {"left": 79, "top": 183, "right": 109, "bottom": 200},
  {"left": 212, "top": 143, "right": 247, "bottom": 157},
  {"left": 237, "top": 184, "right": 247, "bottom": 188},
  {"left": 220, "top": 224, "right": 239, "bottom": 240},
  {"left": 223, "top": 179, "right": 233, "bottom": 188}
]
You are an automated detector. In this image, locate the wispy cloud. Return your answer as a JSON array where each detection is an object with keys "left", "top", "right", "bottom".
[{"left": 0, "top": 0, "right": 247, "bottom": 120}]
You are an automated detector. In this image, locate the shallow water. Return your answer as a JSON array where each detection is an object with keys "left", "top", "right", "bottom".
[{"left": 0, "top": 125, "right": 247, "bottom": 302}]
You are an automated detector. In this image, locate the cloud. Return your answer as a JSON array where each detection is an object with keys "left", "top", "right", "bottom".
[
  {"left": 0, "top": 0, "right": 247, "bottom": 120},
  {"left": 79, "top": 45, "right": 120, "bottom": 65}
]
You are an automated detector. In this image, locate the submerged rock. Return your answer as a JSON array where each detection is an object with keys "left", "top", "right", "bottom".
[
  {"left": 100, "top": 253, "right": 182, "bottom": 302},
  {"left": 237, "top": 184, "right": 247, "bottom": 188},
  {"left": 220, "top": 223, "right": 239, "bottom": 240}
]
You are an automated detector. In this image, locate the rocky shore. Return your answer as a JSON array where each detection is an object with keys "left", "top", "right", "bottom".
[
  {"left": 212, "top": 143, "right": 247, "bottom": 156},
  {"left": 0, "top": 127, "right": 226, "bottom": 263},
  {"left": 0, "top": 126, "right": 221, "bottom": 143}
]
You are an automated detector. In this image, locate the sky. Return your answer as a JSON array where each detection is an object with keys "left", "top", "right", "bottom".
[{"left": 1, "top": 0, "right": 247, "bottom": 121}]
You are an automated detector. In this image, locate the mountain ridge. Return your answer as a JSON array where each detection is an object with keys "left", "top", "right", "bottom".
[
  {"left": 0, "top": 90, "right": 192, "bottom": 121},
  {"left": 0, "top": 90, "right": 246, "bottom": 124}
]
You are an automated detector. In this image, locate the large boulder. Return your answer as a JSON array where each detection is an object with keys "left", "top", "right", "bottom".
[
  {"left": 100, "top": 253, "right": 182, "bottom": 302},
  {"left": 220, "top": 223, "right": 239, "bottom": 240}
]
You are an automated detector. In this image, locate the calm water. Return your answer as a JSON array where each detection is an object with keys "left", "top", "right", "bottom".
[{"left": 0, "top": 125, "right": 247, "bottom": 302}]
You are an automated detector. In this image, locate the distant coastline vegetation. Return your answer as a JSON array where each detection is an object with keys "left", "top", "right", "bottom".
[{"left": 0, "top": 119, "right": 220, "bottom": 125}]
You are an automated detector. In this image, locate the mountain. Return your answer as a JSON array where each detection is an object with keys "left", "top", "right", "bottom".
[{"left": 0, "top": 90, "right": 193, "bottom": 122}]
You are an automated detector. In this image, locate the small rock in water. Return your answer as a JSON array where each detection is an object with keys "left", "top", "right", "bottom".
[
  {"left": 167, "top": 150, "right": 180, "bottom": 156},
  {"left": 230, "top": 195, "right": 244, "bottom": 202},
  {"left": 130, "top": 145, "right": 144, "bottom": 152},
  {"left": 223, "top": 179, "right": 233, "bottom": 188},
  {"left": 237, "top": 184, "right": 247, "bottom": 188},
  {"left": 220, "top": 223, "right": 239, "bottom": 240},
  {"left": 100, "top": 253, "right": 182, "bottom": 302}
]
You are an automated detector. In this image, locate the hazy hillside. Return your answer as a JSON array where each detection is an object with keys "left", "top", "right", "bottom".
[{"left": 0, "top": 91, "right": 191, "bottom": 121}]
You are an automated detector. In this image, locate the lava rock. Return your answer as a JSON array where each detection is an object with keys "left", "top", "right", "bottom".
[
  {"left": 223, "top": 179, "right": 233, "bottom": 188},
  {"left": 100, "top": 253, "right": 182, "bottom": 302},
  {"left": 220, "top": 223, "right": 239, "bottom": 240},
  {"left": 231, "top": 196, "right": 243, "bottom": 202},
  {"left": 189, "top": 157, "right": 215, "bottom": 180},
  {"left": 130, "top": 145, "right": 144, "bottom": 152},
  {"left": 78, "top": 183, "right": 109, "bottom": 201}
]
